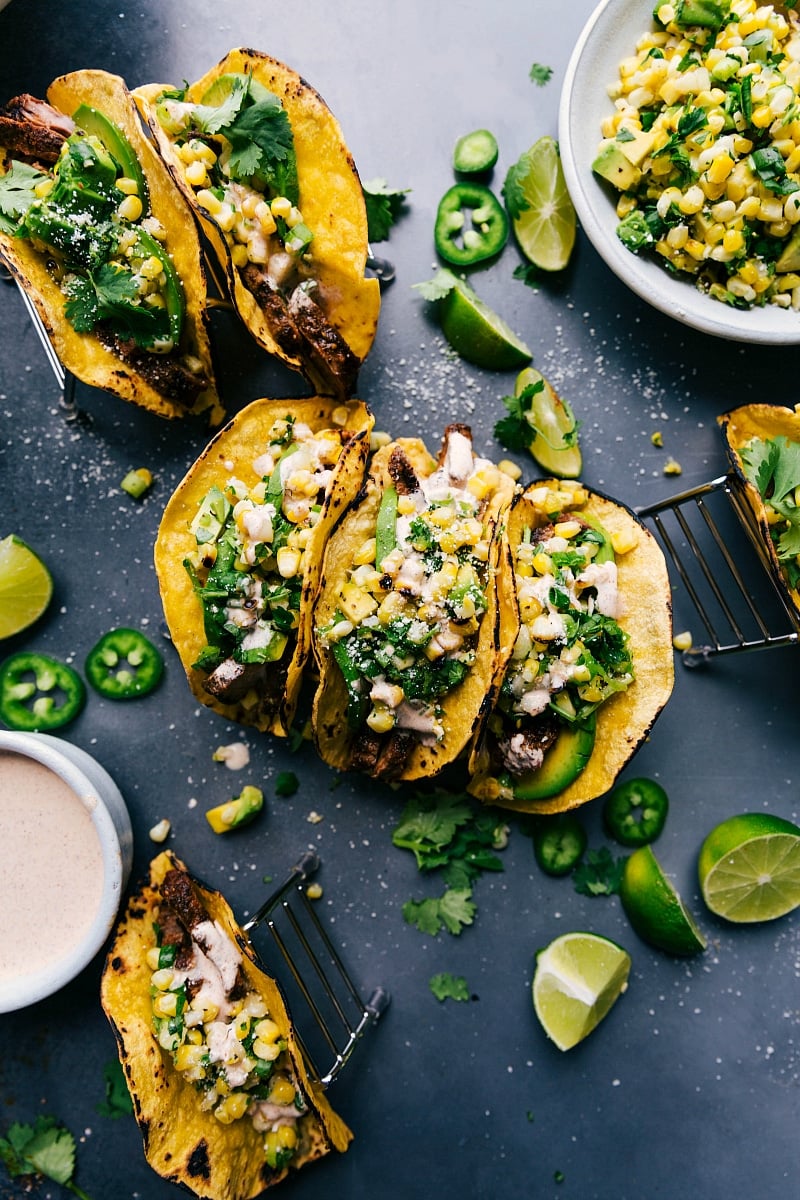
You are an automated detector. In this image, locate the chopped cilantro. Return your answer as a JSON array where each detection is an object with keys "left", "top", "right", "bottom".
[
  {"left": 429, "top": 972, "right": 471, "bottom": 1002},
  {"left": 572, "top": 847, "right": 627, "bottom": 896},
  {"left": 96, "top": 1059, "right": 133, "bottom": 1120},
  {"left": 741, "top": 435, "right": 800, "bottom": 567},
  {"left": 0, "top": 1116, "right": 92, "bottom": 1199},
  {"left": 0, "top": 160, "right": 48, "bottom": 234},
  {"left": 392, "top": 791, "right": 474, "bottom": 869},
  {"left": 361, "top": 177, "right": 410, "bottom": 243},
  {"left": 274, "top": 770, "right": 299, "bottom": 797},
  {"left": 402, "top": 887, "right": 476, "bottom": 936},
  {"left": 529, "top": 62, "right": 554, "bottom": 87},
  {"left": 493, "top": 378, "right": 546, "bottom": 452},
  {"left": 413, "top": 267, "right": 459, "bottom": 302}
]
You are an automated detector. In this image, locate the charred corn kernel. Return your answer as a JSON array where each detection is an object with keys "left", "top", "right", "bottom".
[
  {"left": 215, "top": 1092, "right": 249, "bottom": 1124},
  {"left": 118, "top": 194, "right": 143, "bottom": 222},
  {"left": 354, "top": 537, "right": 377, "bottom": 566},
  {"left": 153, "top": 991, "right": 180, "bottom": 1017},
  {"left": 270, "top": 195, "right": 292, "bottom": 219},
  {"left": 611, "top": 527, "right": 639, "bottom": 555},
  {"left": 684, "top": 237, "right": 708, "bottom": 261},
  {"left": 151, "top": 967, "right": 174, "bottom": 991},
  {"left": 276, "top": 546, "right": 301, "bottom": 578},
  {"left": 116, "top": 176, "right": 139, "bottom": 196},
  {"left": 673, "top": 630, "right": 693, "bottom": 651},
  {"left": 256, "top": 201, "right": 277, "bottom": 234},
  {"left": 184, "top": 159, "right": 208, "bottom": 187},
  {"left": 519, "top": 594, "right": 543, "bottom": 621},
  {"left": 231, "top": 243, "right": 249, "bottom": 268},
  {"left": 397, "top": 494, "right": 416, "bottom": 516},
  {"left": 174, "top": 1043, "right": 206, "bottom": 1073},
  {"left": 723, "top": 228, "right": 745, "bottom": 253}
]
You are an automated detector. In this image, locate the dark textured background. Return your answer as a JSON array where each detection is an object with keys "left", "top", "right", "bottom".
[{"left": 0, "top": 2, "right": 798, "bottom": 1197}]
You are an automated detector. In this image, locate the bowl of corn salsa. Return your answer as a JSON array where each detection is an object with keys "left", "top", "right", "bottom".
[{"left": 560, "top": 0, "right": 800, "bottom": 342}]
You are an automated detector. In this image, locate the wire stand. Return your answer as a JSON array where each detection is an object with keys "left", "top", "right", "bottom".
[{"left": 637, "top": 474, "right": 800, "bottom": 666}]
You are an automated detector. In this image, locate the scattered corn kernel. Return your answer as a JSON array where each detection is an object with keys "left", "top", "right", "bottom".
[{"left": 673, "top": 630, "right": 693, "bottom": 651}]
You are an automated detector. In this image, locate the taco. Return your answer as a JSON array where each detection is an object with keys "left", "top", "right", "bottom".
[
  {"left": 155, "top": 396, "right": 373, "bottom": 735},
  {"left": 468, "top": 479, "right": 674, "bottom": 814},
  {"left": 719, "top": 402, "right": 800, "bottom": 616},
  {"left": 312, "top": 424, "right": 518, "bottom": 781},
  {"left": 101, "top": 851, "right": 352, "bottom": 1198},
  {"left": 0, "top": 72, "right": 221, "bottom": 422},
  {"left": 135, "top": 49, "right": 380, "bottom": 399}
]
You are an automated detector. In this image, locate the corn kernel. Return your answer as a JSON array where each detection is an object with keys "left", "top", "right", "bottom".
[
  {"left": 174, "top": 1043, "right": 206, "bottom": 1073},
  {"left": 184, "top": 159, "right": 208, "bottom": 187},
  {"left": 611, "top": 527, "right": 639, "bottom": 555},
  {"left": 116, "top": 176, "right": 139, "bottom": 196},
  {"left": 707, "top": 153, "right": 734, "bottom": 184},
  {"left": 722, "top": 229, "right": 745, "bottom": 253},
  {"left": 672, "top": 630, "right": 693, "bottom": 651},
  {"left": 276, "top": 546, "right": 301, "bottom": 578},
  {"left": 214, "top": 1092, "right": 249, "bottom": 1124},
  {"left": 231, "top": 243, "right": 249, "bottom": 268},
  {"left": 498, "top": 459, "right": 522, "bottom": 480},
  {"left": 118, "top": 194, "right": 143, "bottom": 222},
  {"left": 270, "top": 195, "right": 292, "bottom": 219},
  {"left": 153, "top": 991, "right": 180, "bottom": 1017},
  {"left": 554, "top": 520, "right": 582, "bottom": 539},
  {"left": 397, "top": 494, "right": 417, "bottom": 516},
  {"left": 269, "top": 1075, "right": 297, "bottom": 1106},
  {"left": 354, "top": 537, "right": 377, "bottom": 566},
  {"left": 151, "top": 967, "right": 174, "bottom": 991},
  {"left": 146, "top": 947, "right": 162, "bottom": 970},
  {"left": 531, "top": 551, "right": 552, "bottom": 575}
]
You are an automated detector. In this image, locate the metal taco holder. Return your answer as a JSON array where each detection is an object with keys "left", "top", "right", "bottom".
[{"left": 637, "top": 474, "right": 800, "bottom": 666}]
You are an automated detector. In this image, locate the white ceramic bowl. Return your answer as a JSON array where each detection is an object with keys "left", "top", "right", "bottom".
[
  {"left": 559, "top": 0, "right": 800, "bottom": 344},
  {"left": 0, "top": 730, "right": 133, "bottom": 1012}
]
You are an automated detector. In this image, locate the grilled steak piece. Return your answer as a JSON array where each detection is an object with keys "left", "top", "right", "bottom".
[
  {"left": 387, "top": 446, "right": 420, "bottom": 496},
  {"left": 202, "top": 656, "right": 285, "bottom": 713},
  {"left": 96, "top": 329, "right": 209, "bottom": 410},
  {"left": 240, "top": 263, "right": 305, "bottom": 357},
  {"left": 287, "top": 285, "right": 360, "bottom": 399},
  {"left": 493, "top": 716, "right": 561, "bottom": 776},
  {"left": 0, "top": 93, "right": 74, "bottom": 164},
  {"left": 350, "top": 728, "right": 415, "bottom": 780},
  {"left": 161, "top": 868, "right": 247, "bottom": 1000}
]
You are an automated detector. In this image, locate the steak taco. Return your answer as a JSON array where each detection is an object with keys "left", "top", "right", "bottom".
[
  {"left": 469, "top": 479, "right": 674, "bottom": 813},
  {"left": 719, "top": 402, "right": 800, "bottom": 616},
  {"left": 135, "top": 48, "right": 380, "bottom": 398},
  {"left": 101, "top": 851, "right": 352, "bottom": 1198},
  {"left": 0, "top": 71, "right": 221, "bottom": 422},
  {"left": 154, "top": 396, "right": 373, "bottom": 735},
  {"left": 312, "top": 425, "right": 517, "bottom": 781}
]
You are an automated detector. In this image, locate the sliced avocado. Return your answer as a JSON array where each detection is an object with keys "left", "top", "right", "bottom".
[
  {"left": 592, "top": 140, "right": 642, "bottom": 191},
  {"left": 581, "top": 512, "right": 615, "bottom": 563},
  {"left": 512, "top": 715, "right": 597, "bottom": 802},
  {"left": 72, "top": 103, "right": 148, "bottom": 211},
  {"left": 618, "top": 128, "right": 657, "bottom": 167},
  {"left": 776, "top": 226, "right": 800, "bottom": 273},
  {"left": 190, "top": 485, "right": 232, "bottom": 545},
  {"left": 673, "top": 0, "right": 729, "bottom": 29}
]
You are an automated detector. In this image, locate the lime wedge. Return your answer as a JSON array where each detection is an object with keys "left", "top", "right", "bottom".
[
  {"left": 620, "top": 845, "right": 707, "bottom": 956},
  {"left": 698, "top": 812, "right": 800, "bottom": 923},
  {"left": 439, "top": 276, "right": 532, "bottom": 371},
  {"left": 515, "top": 367, "right": 582, "bottom": 478},
  {"left": 505, "top": 135, "right": 576, "bottom": 271},
  {"left": 0, "top": 535, "right": 53, "bottom": 640},
  {"left": 532, "top": 931, "right": 630, "bottom": 1051}
]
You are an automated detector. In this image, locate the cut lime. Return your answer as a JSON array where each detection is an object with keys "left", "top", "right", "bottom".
[
  {"left": 516, "top": 367, "right": 582, "bottom": 478},
  {"left": 620, "top": 845, "right": 707, "bottom": 956},
  {"left": 532, "top": 931, "right": 630, "bottom": 1051},
  {"left": 439, "top": 276, "right": 532, "bottom": 371},
  {"left": 505, "top": 135, "right": 577, "bottom": 271},
  {"left": 0, "top": 535, "right": 53, "bottom": 640},
  {"left": 698, "top": 812, "right": 800, "bottom": 923},
  {"left": 453, "top": 129, "right": 499, "bottom": 175}
]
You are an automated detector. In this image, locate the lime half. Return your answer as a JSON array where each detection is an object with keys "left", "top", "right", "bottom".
[
  {"left": 620, "top": 845, "right": 707, "bottom": 956},
  {"left": 698, "top": 812, "right": 800, "bottom": 923},
  {"left": 532, "top": 931, "right": 630, "bottom": 1051},
  {"left": 505, "top": 136, "right": 576, "bottom": 271},
  {"left": 0, "top": 535, "right": 53, "bottom": 640},
  {"left": 439, "top": 276, "right": 532, "bottom": 371},
  {"left": 516, "top": 367, "right": 582, "bottom": 478}
]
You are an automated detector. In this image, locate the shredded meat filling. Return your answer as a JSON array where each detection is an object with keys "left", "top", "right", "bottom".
[{"left": 0, "top": 93, "right": 73, "bottom": 164}]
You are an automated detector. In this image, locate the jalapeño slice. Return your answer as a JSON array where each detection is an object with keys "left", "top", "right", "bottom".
[
  {"left": 0, "top": 651, "right": 85, "bottom": 731},
  {"left": 85, "top": 628, "right": 164, "bottom": 700}
]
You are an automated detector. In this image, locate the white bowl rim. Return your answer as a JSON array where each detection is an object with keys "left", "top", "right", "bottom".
[
  {"left": 558, "top": 0, "right": 800, "bottom": 345},
  {"left": 0, "top": 730, "right": 132, "bottom": 1012}
]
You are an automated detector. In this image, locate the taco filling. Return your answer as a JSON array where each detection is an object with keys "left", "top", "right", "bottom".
[
  {"left": 0, "top": 91, "right": 213, "bottom": 413},
  {"left": 314, "top": 424, "right": 513, "bottom": 780},
  {"left": 143, "top": 68, "right": 364, "bottom": 396}
]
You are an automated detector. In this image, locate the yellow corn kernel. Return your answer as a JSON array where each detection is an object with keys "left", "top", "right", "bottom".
[
  {"left": 516, "top": 561, "right": 533, "bottom": 578},
  {"left": 554, "top": 519, "right": 582, "bottom": 539},
  {"left": 677, "top": 186, "right": 704, "bottom": 215},
  {"left": 428, "top": 506, "right": 454, "bottom": 529},
  {"left": 785, "top": 146, "right": 800, "bottom": 174},
  {"left": 276, "top": 546, "right": 301, "bottom": 579},
  {"left": 376, "top": 590, "right": 407, "bottom": 624},
  {"left": 34, "top": 178, "right": 54, "bottom": 198},
  {"left": 256, "top": 201, "right": 277, "bottom": 234},
  {"left": 751, "top": 105, "right": 773, "bottom": 129},
  {"left": 611, "top": 527, "right": 639, "bottom": 555},
  {"left": 269, "top": 1075, "right": 297, "bottom": 1106},
  {"left": 216, "top": 205, "right": 236, "bottom": 233},
  {"left": 397, "top": 494, "right": 417, "bottom": 516},
  {"left": 330, "top": 405, "right": 350, "bottom": 427},
  {"left": 174, "top": 1043, "right": 207, "bottom": 1073},
  {"left": 270, "top": 1125, "right": 298, "bottom": 1152},
  {"left": 531, "top": 551, "right": 552, "bottom": 576},
  {"left": 684, "top": 237, "right": 708, "bottom": 261},
  {"left": 253, "top": 1038, "right": 282, "bottom": 1061},
  {"left": 231, "top": 243, "right": 249, "bottom": 268},
  {"left": 737, "top": 195, "right": 762, "bottom": 219},
  {"left": 270, "top": 195, "right": 292, "bottom": 219},
  {"left": 150, "top": 967, "right": 174, "bottom": 991},
  {"left": 118, "top": 194, "right": 143, "bottom": 222},
  {"left": 139, "top": 255, "right": 165, "bottom": 281},
  {"left": 707, "top": 153, "right": 734, "bottom": 184},
  {"left": 438, "top": 531, "right": 457, "bottom": 555},
  {"left": 116, "top": 176, "right": 139, "bottom": 196},
  {"left": 497, "top": 459, "right": 522, "bottom": 481},
  {"left": 672, "top": 630, "right": 693, "bottom": 651},
  {"left": 233, "top": 1013, "right": 251, "bottom": 1041},
  {"left": 367, "top": 704, "right": 396, "bottom": 734},
  {"left": 153, "top": 991, "right": 180, "bottom": 1017},
  {"left": 467, "top": 467, "right": 499, "bottom": 500},
  {"left": 667, "top": 224, "right": 689, "bottom": 249},
  {"left": 519, "top": 594, "right": 544, "bottom": 621},
  {"left": 184, "top": 159, "right": 208, "bottom": 187},
  {"left": 706, "top": 222, "right": 726, "bottom": 245},
  {"left": 255, "top": 1018, "right": 281, "bottom": 1044},
  {"left": 758, "top": 197, "right": 784, "bottom": 223},
  {"left": 214, "top": 1092, "right": 249, "bottom": 1125},
  {"left": 354, "top": 537, "right": 377, "bottom": 566}
]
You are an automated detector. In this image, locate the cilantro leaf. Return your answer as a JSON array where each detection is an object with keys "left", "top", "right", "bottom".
[
  {"left": 530, "top": 63, "right": 553, "bottom": 87},
  {"left": 190, "top": 77, "right": 248, "bottom": 135},
  {"left": 226, "top": 98, "right": 297, "bottom": 202},
  {"left": 502, "top": 153, "right": 532, "bottom": 221},
  {"left": 0, "top": 1117, "right": 92, "bottom": 1198},
  {"left": 402, "top": 887, "right": 476, "bottom": 935},
  {"left": 274, "top": 770, "right": 299, "bottom": 797},
  {"left": 63, "top": 264, "right": 162, "bottom": 344},
  {"left": 572, "top": 847, "right": 627, "bottom": 896},
  {"left": 361, "top": 177, "right": 410, "bottom": 243},
  {"left": 392, "top": 790, "right": 474, "bottom": 869},
  {"left": 0, "top": 160, "right": 48, "bottom": 233},
  {"left": 493, "top": 380, "right": 546, "bottom": 451},
  {"left": 429, "top": 972, "right": 470, "bottom": 1002},
  {"left": 513, "top": 262, "right": 543, "bottom": 288},
  {"left": 96, "top": 1059, "right": 133, "bottom": 1120},
  {"left": 741, "top": 435, "right": 800, "bottom": 563},
  {"left": 413, "top": 267, "right": 459, "bottom": 302}
]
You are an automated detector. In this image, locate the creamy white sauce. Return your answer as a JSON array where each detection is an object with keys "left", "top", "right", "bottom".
[{"left": 0, "top": 752, "right": 104, "bottom": 981}]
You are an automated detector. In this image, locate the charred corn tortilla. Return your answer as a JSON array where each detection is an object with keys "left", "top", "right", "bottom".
[
  {"left": 135, "top": 48, "right": 380, "bottom": 392},
  {"left": 0, "top": 70, "right": 221, "bottom": 422},
  {"left": 155, "top": 396, "right": 372, "bottom": 735},
  {"left": 101, "top": 851, "right": 351, "bottom": 1199},
  {"left": 312, "top": 430, "right": 517, "bottom": 781},
  {"left": 719, "top": 402, "right": 800, "bottom": 616},
  {"left": 469, "top": 480, "right": 674, "bottom": 814}
]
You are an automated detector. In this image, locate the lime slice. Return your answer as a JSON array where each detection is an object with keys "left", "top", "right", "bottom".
[
  {"left": 698, "top": 812, "right": 800, "bottom": 923},
  {"left": 439, "top": 276, "right": 532, "bottom": 371},
  {"left": 515, "top": 367, "right": 582, "bottom": 477},
  {"left": 0, "top": 535, "right": 53, "bottom": 640},
  {"left": 620, "top": 845, "right": 707, "bottom": 956},
  {"left": 532, "top": 931, "right": 630, "bottom": 1051},
  {"left": 453, "top": 129, "right": 499, "bottom": 175},
  {"left": 505, "top": 135, "right": 577, "bottom": 271}
]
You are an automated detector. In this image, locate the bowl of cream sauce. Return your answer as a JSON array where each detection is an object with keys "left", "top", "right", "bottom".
[{"left": 0, "top": 730, "right": 133, "bottom": 1012}]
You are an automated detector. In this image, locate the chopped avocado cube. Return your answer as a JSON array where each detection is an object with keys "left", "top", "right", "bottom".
[
  {"left": 618, "top": 129, "right": 657, "bottom": 167},
  {"left": 616, "top": 211, "right": 654, "bottom": 255},
  {"left": 674, "top": 0, "right": 730, "bottom": 29},
  {"left": 592, "top": 140, "right": 642, "bottom": 191},
  {"left": 512, "top": 717, "right": 597, "bottom": 801},
  {"left": 191, "top": 485, "right": 231, "bottom": 545},
  {"left": 776, "top": 226, "right": 800, "bottom": 273},
  {"left": 205, "top": 784, "right": 264, "bottom": 833}
]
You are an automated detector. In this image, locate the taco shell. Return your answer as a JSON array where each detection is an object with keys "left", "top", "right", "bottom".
[
  {"left": 155, "top": 396, "right": 373, "bottom": 734},
  {"left": 469, "top": 481, "right": 674, "bottom": 814},
  {"left": 719, "top": 402, "right": 800, "bottom": 616},
  {"left": 0, "top": 70, "right": 221, "bottom": 422},
  {"left": 312, "top": 435, "right": 517, "bottom": 781},
  {"left": 101, "top": 851, "right": 352, "bottom": 1198},
  {"left": 135, "top": 49, "right": 380, "bottom": 391}
]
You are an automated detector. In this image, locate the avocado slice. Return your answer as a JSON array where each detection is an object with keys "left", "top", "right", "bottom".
[
  {"left": 618, "top": 128, "right": 657, "bottom": 167},
  {"left": 592, "top": 140, "right": 642, "bottom": 191},
  {"left": 511, "top": 715, "right": 597, "bottom": 802},
  {"left": 776, "top": 226, "right": 800, "bottom": 273},
  {"left": 72, "top": 103, "right": 149, "bottom": 212}
]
